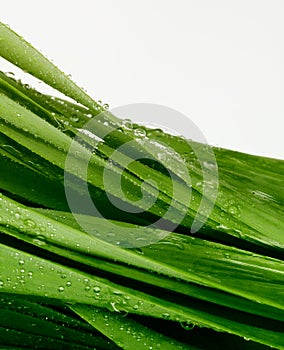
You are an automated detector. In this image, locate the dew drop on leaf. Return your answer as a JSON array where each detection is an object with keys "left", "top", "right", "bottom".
[
  {"left": 70, "top": 115, "right": 79, "bottom": 123},
  {"left": 122, "top": 118, "right": 133, "bottom": 130},
  {"left": 6, "top": 71, "right": 15, "bottom": 77},
  {"left": 113, "top": 290, "right": 123, "bottom": 295},
  {"left": 180, "top": 321, "right": 195, "bottom": 331},
  {"left": 228, "top": 206, "right": 238, "bottom": 215},
  {"left": 133, "top": 248, "right": 144, "bottom": 255},
  {"left": 134, "top": 127, "right": 147, "bottom": 138},
  {"left": 24, "top": 219, "right": 36, "bottom": 228},
  {"left": 32, "top": 236, "right": 46, "bottom": 246},
  {"left": 223, "top": 252, "right": 230, "bottom": 259}
]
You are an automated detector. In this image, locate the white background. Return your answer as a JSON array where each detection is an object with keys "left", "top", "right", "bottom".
[{"left": 1, "top": 0, "right": 284, "bottom": 159}]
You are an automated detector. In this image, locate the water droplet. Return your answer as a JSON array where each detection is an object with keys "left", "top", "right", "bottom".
[
  {"left": 122, "top": 119, "right": 133, "bottom": 130},
  {"left": 180, "top": 321, "right": 195, "bottom": 330},
  {"left": 58, "top": 286, "right": 65, "bottom": 292},
  {"left": 223, "top": 252, "right": 230, "bottom": 259},
  {"left": 6, "top": 71, "right": 15, "bottom": 77},
  {"left": 66, "top": 281, "right": 72, "bottom": 287},
  {"left": 39, "top": 226, "right": 45, "bottom": 232},
  {"left": 85, "top": 286, "right": 91, "bottom": 291},
  {"left": 133, "top": 248, "right": 144, "bottom": 255},
  {"left": 133, "top": 304, "right": 139, "bottom": 310},
  {"left": 15, "top": 212, "right": 21, "bottom": 219},
  {"left": 0, "top": 281, "right": 4, "bottom": 288},
  {"left": 70, "top": 115, "right": 79, "bottom": 123},
  {"left": 228, "top": 206, "right": 238, "bottom": 215},
  {"left": 216, "top": 224, "right": 229, "bottom": 231},
  {"left": 134, "top": 127, "right": 146, "bottom": 138},
  {"left": 32, "top": 236, "right": 46, "bottom": 246},
  {"left": 106, "top": 231, "right": 115, "bottom": 237},
  {"left": 24, "top": 219, "right": 36, "bottom": 228},
  {"left": 93, "top": 286, "right": 101, "bottom": 293},
  {"left": 113, "top": 290, "right": 123, "bottom": 295},
  {"left": 158, "top": 241, "right": 185, "bottom": 250},
  {"left": 18, "top": 260, "right": 25, "bottom": 266}
]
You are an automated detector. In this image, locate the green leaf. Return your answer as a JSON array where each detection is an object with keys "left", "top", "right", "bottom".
[
  {"left": 72, "top": 304, "right": 194, "bottom": 350},
  {"left": 0, "top": 22, "right": 100, "bottom": 112}
]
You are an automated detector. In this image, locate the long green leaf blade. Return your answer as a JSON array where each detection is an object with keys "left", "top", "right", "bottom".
[{"left": 0, "top": 22, "right": 100, "bottom": 112}]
